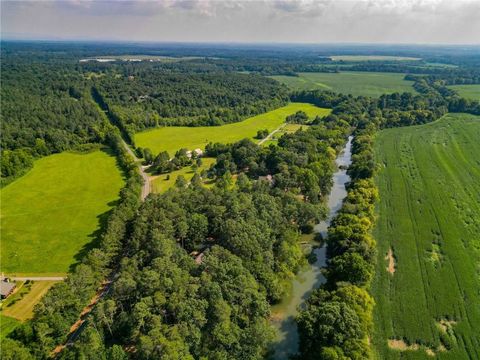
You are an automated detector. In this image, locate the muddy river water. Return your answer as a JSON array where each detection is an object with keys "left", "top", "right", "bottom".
[{"left": 270, "top": 136, "right": 353, "bottom": 359}]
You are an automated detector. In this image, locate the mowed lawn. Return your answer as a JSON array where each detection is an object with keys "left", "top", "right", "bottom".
[
  {"left": 151, "top": 158, "right": 216, "bottom": 193},
  {"left": 2, "top": 281, "right": 58, "bottom": 321},
  {"left": 448, "top": 84, "right": 480, "bottom": 100},
  {"left": 1, "top": 149, "right": 124, "bottom": 274},
  {"left": 135, "top": 103, "right": 330, "bottom": 155},
  {"left": 271, "top": 72, "right": 417, "bottom": 97},
  {"left": 372, "top": 113, "right": 480, "bottom": 359}
]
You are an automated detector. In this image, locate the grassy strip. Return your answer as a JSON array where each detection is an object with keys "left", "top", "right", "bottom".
[
  {"left": 272, "top": 72, "right": 417, "bottom": 97},
  {"left": 2, "top": 281, "right": 58, "bottom": 321},
  {"left": 135, "top": 103, "right": 330, "bottom": 155},
  {"left": 447, "top": 84, "right": 480, "bottom": 100}
]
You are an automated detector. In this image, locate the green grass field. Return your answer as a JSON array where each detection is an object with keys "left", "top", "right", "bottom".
[
  {"left": 1, "top": 149, "right": 124, "bottom": 274},
  {"left": 329, "top": 55, "right": 420, "bottom": 61},
  {"left": 151, "top": 158, "right": 216, "bottom": 193},
  {"left": 271, "top": 72, "right": 417, "bottom": 97},
  {"left": 2, "top": 281, "right": 58, "bottom": 321},
  {"left": 135, "top": 103, "right": 330, "bottom": 156},
  {"left": 448, "top": 84, "right": 480, "bottom": 100},
  {"left": 372, "top": 113, "right": 480, "bottom": 359},
  {"left": 0, "top": 315, "right": 20, "bottom": 340}
]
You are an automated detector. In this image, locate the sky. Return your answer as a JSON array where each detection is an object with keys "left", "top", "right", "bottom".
[{"left": 2, "top": 0, "right": 480, "bottom": 44}]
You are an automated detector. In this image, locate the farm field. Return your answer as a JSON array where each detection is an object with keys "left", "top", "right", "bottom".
[
  {"left": 329, "top": 55, "right": 421, "bottom": 61},
  {"left": 135, "top": 103, "right": 330, "bottom": 155},
  {"left": 151, "top": 157, "right": 216, "bottom": 193},
  {"left": 1, "top": 149, "right": 124, "bottom": 274},
  {"left": 371, "top": 113, "right": 480, "bottom": 359},
  {"left": 448, "top": 84, "right": 480, "bottom": 100},
  {"left": 271, "top": 71, "right": 417, "bottom": 97}
]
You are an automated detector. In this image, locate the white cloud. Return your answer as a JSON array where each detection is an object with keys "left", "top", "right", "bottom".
[{"left": 1, "top": 0, "right": 479, "bottom": 43}]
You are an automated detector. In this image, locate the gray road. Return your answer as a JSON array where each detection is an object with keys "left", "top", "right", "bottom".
[
  {"left": 11, "top": 276, "right": 65, "bottom": 281},
  {"left": 121, "top": 140, "right": 150, "bottom": 200}
]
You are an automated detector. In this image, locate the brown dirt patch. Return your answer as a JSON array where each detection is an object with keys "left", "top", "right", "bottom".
[
  {"left": 385, "top": 248, "right": 396, "bottom": 274},
  {"left": 388, "top": 339, "right": 419, "bottom": 351},
  {"left": 388, "top": 339, "right": 445, "bottom": 356},
  {"left": 437, "top": 319, "right": 456, "bottom": 333}
]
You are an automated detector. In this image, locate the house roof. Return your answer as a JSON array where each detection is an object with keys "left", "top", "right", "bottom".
[{"left": 0, "top": 281, "right": 16, "bottom": 296}]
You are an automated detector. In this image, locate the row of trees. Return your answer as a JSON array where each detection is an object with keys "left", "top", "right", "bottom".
[
  {"left": 297, "top": 121, "right": 379, "bottom": 359},
  {"left": 28, "top": 98, "right": 356, "bottom": 358},
  {"left": 2, "top": 130, "right": 143, "bottom": 359},
  {"left": 293, "top": 73, "right": 478, "bottom": 358}
]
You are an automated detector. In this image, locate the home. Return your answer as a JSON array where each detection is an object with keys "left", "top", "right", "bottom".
[
  {"left": 258, "top": 174, "right": 275, "bottom": 185},
  {"left": 0, "top": 278, "right": 16, "bottom": 299},
  {"left": 186, "top": 148, "right": 204, "bottom": 159}
]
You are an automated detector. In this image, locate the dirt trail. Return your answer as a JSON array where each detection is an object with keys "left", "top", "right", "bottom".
[
  {"left": 53, "top": 138, "right": 149, "bottom": 356},
  {"left": 258, "top": 123, "right": 287, "bottom": 145},
  {"left": 385, "top": 248, "right": 396, "bottom": 274}
]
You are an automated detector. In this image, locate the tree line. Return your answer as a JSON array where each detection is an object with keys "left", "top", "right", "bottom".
[{"left": 1, "top": 130, "right": 143, "bottom": 359}]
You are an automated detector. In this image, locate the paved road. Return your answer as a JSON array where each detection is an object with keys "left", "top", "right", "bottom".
[
  {"left": 11, "top": 276, "right": 65, "bottom": 281},
  {"left": 121, "top": 140, "right": 150, "bottom": 200},
  {"left": 258, "top": 123, "right": 287, "bottom": 145}
]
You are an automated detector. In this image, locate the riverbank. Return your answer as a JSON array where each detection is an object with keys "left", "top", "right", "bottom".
[{"left": 270, "top": 136, "right": 353, "bottom": 359}]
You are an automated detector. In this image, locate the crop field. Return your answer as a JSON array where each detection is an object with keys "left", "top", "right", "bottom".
[
  {"left": 1, "top": 149, "right": 124, "bottom": 274},
  {"left": 271, "top": 71, "right": 417, "bottom": 97},
  {"left": 135, "top": 103, "right": 330, "bottom": 155},
  {"left": 371, "top": 113, "right": 480, "bottom": 359},
  {"left": 151, "top": 158, "right": 216, "bottom": 193},
  {"left": 329, "top": 55, "right": 421, "bottom": 61},
  {"left": 448, "top": 84, "right": 480, "bottom": 100}
]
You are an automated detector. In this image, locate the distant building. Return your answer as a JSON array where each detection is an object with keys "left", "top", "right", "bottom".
[
  {"left": 258, "top": 174, "right": 275, "bottom": 185},
  {"left": 0, "top": 279, "right": 16, "bottom": 299},
  {"left": 186, "top": 148, "right": 204, "bottom": 159}
]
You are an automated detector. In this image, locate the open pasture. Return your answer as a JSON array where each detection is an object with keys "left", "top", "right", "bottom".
[
  {"left": 448, "top": 84, "right": 480, "bottom": 100},
  {"left": 135, "top": 103, "right": 330, "bottom": 156},
  {"left": 271, "top": 71, "right": 417, "bottom": 97},
  {"left": 1, "top": 150, "right": 124, "bottom": 274},
  {"left": 371, "top": 113, "right": 480, "bottom": 359},
  {"left": 329, "top": 55, "right": 421, "bottom": 61}
]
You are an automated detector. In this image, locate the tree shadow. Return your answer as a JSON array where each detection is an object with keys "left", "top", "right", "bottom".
[{"left": 67, "top": 147, "right": 127, "bottom": 273}]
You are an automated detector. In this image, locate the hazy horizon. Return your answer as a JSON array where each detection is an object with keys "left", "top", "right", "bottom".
[{"left": 2, "top": 0, "right": 480, "bottom": 45}]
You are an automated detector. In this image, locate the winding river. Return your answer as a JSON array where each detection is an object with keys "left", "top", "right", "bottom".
[{"left": 270, "top": 136, "right": 353, "bottom": 359}]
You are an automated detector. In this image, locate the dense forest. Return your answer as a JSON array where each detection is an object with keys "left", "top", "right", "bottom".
[
  {"left": 0, "top": 62, "right": 110, "bottom": 182},
  {"left": 95, "top": 70, "right": 289, "bottom": 132},
  {"left": 2, "top": 42, "right": 480, "bottom": 359}
]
